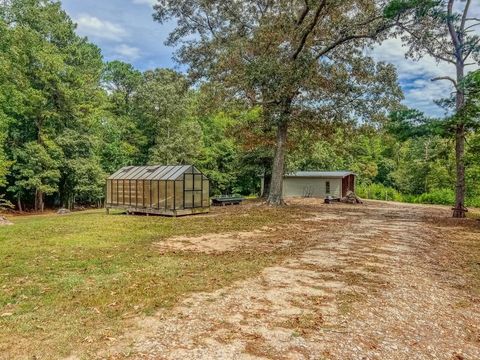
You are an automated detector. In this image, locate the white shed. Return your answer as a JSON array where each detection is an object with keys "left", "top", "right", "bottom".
[{"left": 261, "top": 171, "right": 356, "bottom": 198}]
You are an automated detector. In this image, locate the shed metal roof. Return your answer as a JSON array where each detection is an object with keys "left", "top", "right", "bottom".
[
  {"left": 285, "top": 171, "right": 355, "bottom": 178},
  {"left": 108, "top": 165, "right": 204, "bottom": 181}
]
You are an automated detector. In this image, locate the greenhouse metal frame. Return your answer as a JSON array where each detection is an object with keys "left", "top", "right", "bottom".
[{"left": 106, "top": 165, "right": 210, "bottom": 216}]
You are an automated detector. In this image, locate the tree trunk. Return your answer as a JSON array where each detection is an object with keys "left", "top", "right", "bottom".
[
  {"left": 17, "top": 195, "right": 23, "bottom": 212},
  {"left": 35, "top": 189, "right": 44, "bottom": 212},
  {"left": 453, "top": 123, "right": 466, "bottom": 218},
  {"left": 267, "top": 120, "right": 288, "bottom": 206},
  {"left": 453, "top": 60, "right": 466, "bottom": 218},
  {"left": 39, "top": 190, "right": 44, "bottom": 212}
]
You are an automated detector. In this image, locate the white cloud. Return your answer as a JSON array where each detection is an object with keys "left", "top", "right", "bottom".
[
  {"left": 365, "top": 0, "right": 480, "bottom": 117},
  {"left": 114, "top": 44, "right": 141, "bottom": 61},
  {"left": 368, "top": 36, "right": 478, "bottom": 117},
  {"left": 132, "top": 0, "right": 157, "bottom": 5},
  {"left": 74, "top": 14, "right": 127, "bottom": 42}
]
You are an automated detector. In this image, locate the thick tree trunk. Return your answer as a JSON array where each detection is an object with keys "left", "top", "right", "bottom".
[
  {"left": 453, "top": 60, "right": 466, "bottom": 218},
  {"left": 267, "top": 120, "right": 288, "bottom": 206},
  {"left": 35, "top": 189, "right": 44, "bottom": 212}
]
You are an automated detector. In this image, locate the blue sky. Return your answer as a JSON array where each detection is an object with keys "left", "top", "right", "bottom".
[
  {"left": 62, "top": 0, "right": 177, "bottom": 71},
  {"left": 62, "top": 0, "right": 480, "bottom": 118}
]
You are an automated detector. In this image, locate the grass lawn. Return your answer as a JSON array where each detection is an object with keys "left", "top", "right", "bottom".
[{"left": 0, "top": 205, "right": 300, "bottom": 359}]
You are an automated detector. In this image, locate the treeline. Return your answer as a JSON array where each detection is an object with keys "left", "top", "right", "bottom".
[
  {"left": 0, "top": 1, "right": 258, "bottom": 211},
  {"left": 1, "top": 0, "right": 479, "bottom": 212},
  {"left": 292, "top": 121, "right": 480, "bottom": 207}
]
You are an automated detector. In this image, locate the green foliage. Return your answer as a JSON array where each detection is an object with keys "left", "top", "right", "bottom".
[
  {"left": 154, "top": 0, "right": 404, "bottom": 203},
  {"left": 0, "top": 0, "right": 105, "bottom": 210},
  {"left": 383, "top": 0, "right": 440, "bottom": 19},
  {"left": 387, "top": 108, "right": 445, "bottom": 140},
  {"left": 357, "top": 184, "right": 472, "bottom": 207},
  {"left": 10, "top": 140, "right": 62, "bottom": 197},
  {"left": 196, "top": 112, "right": 239, "bottom": 194},
  {"left": 0, "top": 0, "right": 477, "bottom": 213},
  {"left": 415, "top": 188, "right": 455, "bottom": 205},
  {"left": 357, "top": 183, "right": 405, "bottom": 202}
]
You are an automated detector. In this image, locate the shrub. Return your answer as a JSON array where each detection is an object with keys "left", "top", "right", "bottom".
[
  {"left": 357, "top": 183, "right": 480, "bottom": 208},
  {"left": 466, "top": 197, "right": 480, "bottom": 208},
  {"left": 414, "top": 188, "right": 455, "bottom": 205},
  {"left": 356, "top": 183, "right": 404, "bottom": 202}
]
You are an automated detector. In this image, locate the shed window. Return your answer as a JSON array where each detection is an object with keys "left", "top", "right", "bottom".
[{"left": 325, "top": 181, "right": 330, "bottom": 194}]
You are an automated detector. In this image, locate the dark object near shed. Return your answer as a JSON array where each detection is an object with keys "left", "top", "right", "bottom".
[
  {"left": 106, "top": 165, "right": 210, "bottom": 216},
  {"left": 324, "top": 196, "right": 341, "bottom": 204},
  {"left": 211, "top": 195, "right": 244, "bottom": 206}
]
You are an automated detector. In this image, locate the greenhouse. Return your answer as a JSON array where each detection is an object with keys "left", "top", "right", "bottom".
[{"left": 106, "top": 165, "right": 210, "bottom": 216}]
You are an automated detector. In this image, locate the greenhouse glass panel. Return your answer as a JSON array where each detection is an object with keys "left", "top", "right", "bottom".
[
  {"left": 112, "top": 180, "right": 118, "bottom": 204},
  {"left": 166, "top": 181, "right": 174, "bottom": 209},
  {"left": 194, "top": 174, "right": 202, "bottom": 190},
  {"left": 119, "top": 180, "right": 124, "bottom": 204},
  {"left": 143, "top": 181, "right": 151, "bottom": 208},
  {"left": 175, "top": 181, "right": 183, "bottom": 209},
  {"left": 202, "top": 180, "right": 209, "bottom": 207},
  {"left": 124, "top": 180, "right": 130, "bottom": 205},
  {"left": 194, "top": 191, "right": 202, "bottom": 207},
  {"left": 129, "top": 180, "right": 135, "bottom": 205},
  {"left": 136, "top": 180, "right": 144, "bottom": 207},
  {"left": 106, "top": 180, "right": 112, "bottom": 204},
  {"left": 159, "top": 180, "right": 166, "bottom": 209},
  {"left": 151, "top": 180, "right": 159, "bottom": 209},
  {"left": 184, "top": 174, "right": 193, "bottom": 190},
  {"left": 185, "top": 190, "right": 193, "bottom": 208}
]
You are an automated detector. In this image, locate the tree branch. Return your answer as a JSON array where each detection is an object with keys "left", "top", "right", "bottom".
[
  {"left": 463, "top": 37, "right": 480, "bottom": 61},
  {"left": 464, "top": 23, "right": 480, "bottom": 32},
  {"left": 447, "top": 0, "right": 462, "bottom": 52},
  {"left": 461, "top": 0, "right": 472, "bottom": 32},
  {"left": 431, "top": 76, "right": 459, "bottom": 91},
  {"left": 291, "top": 0, "right": 326, "bottom": 60},
  {"left": 398, "top": 24, "right": 457, "bottom": 64},
  {"left": 314, "top": 19, "right": 392, "bottom": 61}
]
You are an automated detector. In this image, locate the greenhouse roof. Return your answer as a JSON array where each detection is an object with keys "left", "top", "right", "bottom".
[{"left": 108, "top": 165, "right": 203, "bottom": 181}]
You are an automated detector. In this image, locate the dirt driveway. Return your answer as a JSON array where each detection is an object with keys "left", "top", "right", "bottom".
[{"left": 104, "top": 200, "right": 480, "bottom": 360}]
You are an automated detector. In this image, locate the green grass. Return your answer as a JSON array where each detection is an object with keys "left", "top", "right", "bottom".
[{"left": 0, "top": 206, "right": 297, "bottom": 359}]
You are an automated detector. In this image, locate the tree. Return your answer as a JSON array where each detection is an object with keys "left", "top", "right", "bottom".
[
  {"left": 385, "top": 0, "right": 480, "bottom": 217},
  {"left": 134, "top": 69, "right": 202, "bottom": 164},
  {"left": 153, "top": 0, "right": 403, "bottom": 205},
  {"left": 0, "top": 115, "right": 12, "bottom": 190},
  {"left": 1, "top": 0, "right": 106, "bottom": 210},
  {"left": 100, "top": 61, "right": 144, "bottom": 173},
  {"left": 10, "top": 141, "right": 62, "bottom": 212},
  {"left": 102, "top": 61, "right": 142, "bottom": 117}
]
